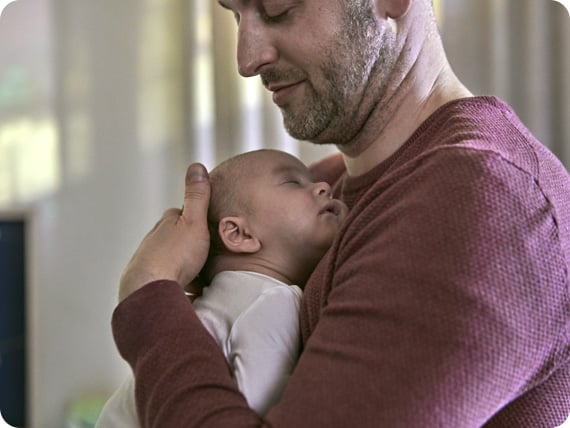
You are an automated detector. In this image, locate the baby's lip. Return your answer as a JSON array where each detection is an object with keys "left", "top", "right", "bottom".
[{"left": 320, "top": 199, "right": 346, "bottom": 218}]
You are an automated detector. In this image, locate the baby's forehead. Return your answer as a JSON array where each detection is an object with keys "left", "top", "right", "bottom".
[
  {"left": 241, "top": 150, "right": 309, "bottom": 176},
  {"left": 211, "top": 150, "right": 311, "bottom": 188}
]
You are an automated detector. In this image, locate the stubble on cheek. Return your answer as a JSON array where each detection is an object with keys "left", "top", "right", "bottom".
[
  {"left": 278, "top": 3, "right": 399, "bottom": 146},
  {"left": 280, "top": 77, "right": 339, "bottom": 142}
]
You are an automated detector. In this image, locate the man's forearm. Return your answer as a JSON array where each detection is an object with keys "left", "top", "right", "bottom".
[{"left": 112, "top": 280, "right": 260, "bottom": 427}]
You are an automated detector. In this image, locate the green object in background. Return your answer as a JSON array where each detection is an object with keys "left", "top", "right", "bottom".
[{"left": 66, "top": 395, "right": 106, "bottom": 428}]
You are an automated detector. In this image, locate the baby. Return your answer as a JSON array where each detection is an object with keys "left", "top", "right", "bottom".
[{"left": 95, "top": 149, "right": 347, "bottom": 426}]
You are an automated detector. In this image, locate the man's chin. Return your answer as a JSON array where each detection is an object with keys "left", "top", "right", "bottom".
[{"left": 283, "top": 116, "right": 332, "bottom": 144}]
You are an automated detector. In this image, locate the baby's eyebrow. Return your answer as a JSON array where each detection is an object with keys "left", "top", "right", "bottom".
[{"left": 272, "top": 165, "right": 309, "bottom": 177}]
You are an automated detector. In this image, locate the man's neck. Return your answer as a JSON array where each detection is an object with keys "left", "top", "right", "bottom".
[
  {"left": 341, "top": 66, "right": 472, "bottom": 177},
  {"left": 338, "top": 7, "right": 472, "bottom": 177}
]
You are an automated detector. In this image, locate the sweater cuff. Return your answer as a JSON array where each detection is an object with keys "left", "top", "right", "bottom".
[{"left": 111, "top": 280, "right": 196, "bottom": 367}]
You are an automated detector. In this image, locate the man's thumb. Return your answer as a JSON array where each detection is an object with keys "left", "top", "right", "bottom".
[{"left": 182, "top": 163, "right": 210, "bottom": 221}]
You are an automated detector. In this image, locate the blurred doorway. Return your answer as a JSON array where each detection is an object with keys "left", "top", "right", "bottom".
[{"left": 0, "top": 218, "right": 26, "bottom": 427}]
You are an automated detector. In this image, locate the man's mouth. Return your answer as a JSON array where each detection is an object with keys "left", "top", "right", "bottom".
[
  {"left": 267, "top": 81, "right": 304, "bottom": 106},
  {"left": 267, "top": 81, "right": 299, "bottom": 92}
]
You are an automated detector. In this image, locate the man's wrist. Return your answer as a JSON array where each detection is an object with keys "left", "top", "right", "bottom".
[{"left": 119, "top": 270, "right": 177, "bottom": 302}]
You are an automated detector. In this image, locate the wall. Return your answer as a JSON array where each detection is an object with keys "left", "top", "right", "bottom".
[{"left": 1, "top": 1, "right": 191, "bottom": 426}]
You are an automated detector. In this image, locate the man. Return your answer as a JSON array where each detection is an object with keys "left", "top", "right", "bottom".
[{"left": 113, "top": 0, "right": 570, "bottom": 426}]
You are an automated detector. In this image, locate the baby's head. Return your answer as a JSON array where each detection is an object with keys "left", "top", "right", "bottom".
[
  {"left": 203, "top": 149, "right": 347, "bottom": 286},
  {"left": 206, "top": 152, "right": 256, "bottom": 258}
]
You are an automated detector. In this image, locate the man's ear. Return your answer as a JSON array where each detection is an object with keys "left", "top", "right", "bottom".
[
  {"left": 218, "top": 216, "right": 261, "bottom": 254},
  {"left": 374, "top": 0, "right": 411, "bottom": 19}
]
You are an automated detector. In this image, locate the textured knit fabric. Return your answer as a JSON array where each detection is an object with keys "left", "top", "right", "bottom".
[
  {"left": 112, "top": 97, "right": 570, "bottom": 427},
  {"left": 98, "top": 272, "right": 301, "bottom": 426}
]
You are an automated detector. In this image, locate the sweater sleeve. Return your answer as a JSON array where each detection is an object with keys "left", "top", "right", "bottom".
[
  {"left": 290, "top": 148, "right": 570, "bottom": 427},
  {"left": 308, "top": 152, "right": 345, "bottom": 185},
  {"left": 113, "top": 150, "right": 569, "bottom": 427},
  {"left": 112, "top": 281, "right": 261, "bottom": 427}
]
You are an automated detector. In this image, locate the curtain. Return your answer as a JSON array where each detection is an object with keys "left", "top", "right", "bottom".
[{"left": 441, "top": 0, "right": 569, "bottom": 166}]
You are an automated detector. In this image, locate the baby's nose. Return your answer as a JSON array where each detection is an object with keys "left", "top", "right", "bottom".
[{"left": 315, "top": 181, "right": 332, "bottom": 198}]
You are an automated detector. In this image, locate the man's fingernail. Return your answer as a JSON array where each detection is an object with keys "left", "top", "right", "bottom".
[{"left": 188, "top": 167, "right": 207, "bottom": 183}]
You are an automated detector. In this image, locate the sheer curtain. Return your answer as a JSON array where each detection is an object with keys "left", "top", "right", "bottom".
[
  {"left": 441, "top": 0, "right": 570, "bottom": 167},
  {"left": 188, "top": 0, "right": 569, "bottom": 168}
]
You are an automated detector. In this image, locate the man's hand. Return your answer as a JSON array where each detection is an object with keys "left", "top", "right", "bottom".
[{"left": 118, "top": 163, "right": 211, "bottom": 301}]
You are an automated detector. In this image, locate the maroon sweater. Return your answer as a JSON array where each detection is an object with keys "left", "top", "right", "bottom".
[{"left": 113, "top": 97, "right": 570, "bottom": 427}]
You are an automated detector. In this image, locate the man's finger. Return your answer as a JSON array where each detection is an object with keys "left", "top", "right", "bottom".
[{"left": 182, "top": 163, "right": 210, "bottom": 223}]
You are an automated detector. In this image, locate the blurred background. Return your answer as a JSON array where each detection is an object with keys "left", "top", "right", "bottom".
[{"left": 0, "top": 0, "right": 568, "bottom": 427}]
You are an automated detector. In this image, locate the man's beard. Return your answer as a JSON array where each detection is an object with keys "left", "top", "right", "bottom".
[{"left": 261, "top": 4, "right": 397, "bottom": 145}]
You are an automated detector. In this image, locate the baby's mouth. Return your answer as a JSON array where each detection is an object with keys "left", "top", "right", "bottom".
[{"left": 320, "top": 200, "right": 341, "bottom": 216}]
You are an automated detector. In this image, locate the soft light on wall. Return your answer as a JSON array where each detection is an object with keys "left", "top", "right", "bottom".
[
  {"left": 0, "top": 119, "right": 59, "bottom": 205},
  {"left": 0, "top": 0, "right": 59, "bottom": 207}
]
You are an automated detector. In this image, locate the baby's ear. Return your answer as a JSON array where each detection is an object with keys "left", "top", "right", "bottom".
[{"left": 218, "top": 217, "right": 261, "bottom": 254}]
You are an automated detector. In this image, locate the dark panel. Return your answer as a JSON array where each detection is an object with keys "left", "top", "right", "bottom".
[{"left": 0, "top": 220, "right": 26, "bottom": 427}]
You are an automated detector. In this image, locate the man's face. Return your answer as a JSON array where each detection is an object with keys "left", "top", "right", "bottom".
[{"left": 218, "top": 0, "right": 398, "bottom": 146}]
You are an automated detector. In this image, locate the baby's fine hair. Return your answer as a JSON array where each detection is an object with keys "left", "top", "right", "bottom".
[{"left": 206, "top": 150, "right": 269, "bottom": 259}]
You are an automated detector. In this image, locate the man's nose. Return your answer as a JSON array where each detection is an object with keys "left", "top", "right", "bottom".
[{"left": 237, "top": 18, "right": 278, "bottom": 77}]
